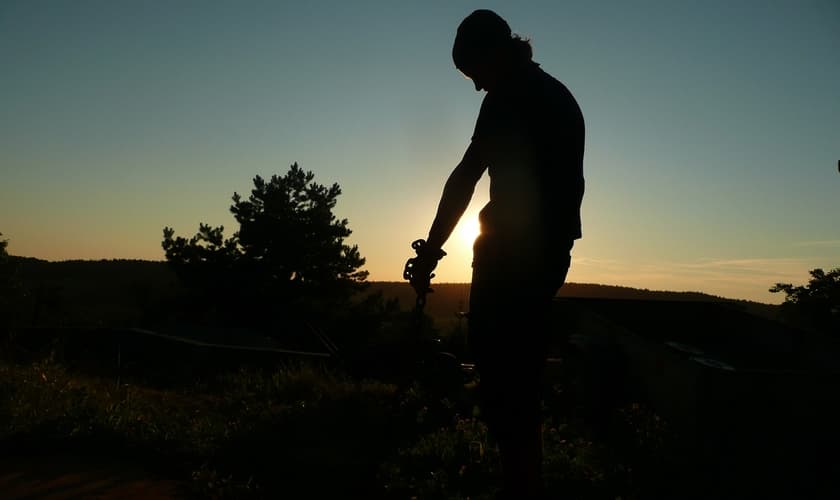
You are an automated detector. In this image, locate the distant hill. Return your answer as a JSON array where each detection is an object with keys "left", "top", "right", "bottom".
[
  {"left": 7, "top": 258, "right": 779, "bottom": 331},
  {"left": 9, "top": 257, "right": 182, "bottom": 327},
  {"left": 365, "top": 281, "right": 780, "bottom": 330}
]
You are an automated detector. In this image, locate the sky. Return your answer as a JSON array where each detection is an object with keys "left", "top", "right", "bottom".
[{"left": 1, "top": 0, "right": 838, "bottom": 303}]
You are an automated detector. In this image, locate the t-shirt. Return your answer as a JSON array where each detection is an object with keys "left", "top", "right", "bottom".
[{"left": 471, "top": 62, "right": 585, "bottom": 253}]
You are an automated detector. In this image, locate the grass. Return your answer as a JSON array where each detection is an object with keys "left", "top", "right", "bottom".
[{"left": 0, "top": 353, "right": 673, "bottom": 499}]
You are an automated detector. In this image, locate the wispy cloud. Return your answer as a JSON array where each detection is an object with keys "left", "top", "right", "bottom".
[
  {"left": 793, "top": 240, "right": 840, "bottom": 248},
  {"left": 569, "top": 256, "right": 820, "bottom": 303},
  {"left": 570, "top": 256, "right": 621, "bottom": 267}
]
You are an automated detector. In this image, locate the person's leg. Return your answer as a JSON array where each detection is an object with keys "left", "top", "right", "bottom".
[
  {"left": 491, "top": 352, "right": 547, "bottom": 500},
  {"left": 497, "top": 422, "right": 544, "bottom": 499},
  {"left": 468, "top": 237, "right": 573, "bottom": 499},
  {"left": 469, "top": 280, "right": 552, "bottom": 499}
]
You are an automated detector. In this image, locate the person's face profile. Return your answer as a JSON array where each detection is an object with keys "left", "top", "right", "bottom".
[
  {"left": 459, "top": 65, "right": 490, "bottom": 92},
  {"left": 460, "top": 72, "right": 483, "bottom": 92}
]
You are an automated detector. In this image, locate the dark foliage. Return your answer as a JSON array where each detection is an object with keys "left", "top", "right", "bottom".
[
  {"left": 0, "top": 234, "right": 23, "bottom": 335},
  {"left": 162, "top": 163, "right": 368, "bottom": 329},
  {"left": 0, "top": 234, "right": 9, "bottom": 293},
  {"left": 0, "top": 234, "right": 9, "bottom": 334},
  {"left": 9, "top": 259, "right": 181, "bottom": 329},
  {"left": 770, "top": 267, "right": 840, "bottom": 334}
]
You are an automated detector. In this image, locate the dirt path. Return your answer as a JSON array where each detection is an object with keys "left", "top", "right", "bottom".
[{"left": 0, "top": 453, "right": 188, "bottom": 499}]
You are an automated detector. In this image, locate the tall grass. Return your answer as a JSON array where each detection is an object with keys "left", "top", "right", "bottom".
[{"left": 1, "top": 354, "right": 671, "bottom": 499}]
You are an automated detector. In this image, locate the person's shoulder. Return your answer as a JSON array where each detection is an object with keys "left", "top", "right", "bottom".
[
  {"left": 533, "top": 65, "right": 574, "bottom": 99},
  {"left": 533, "top": 65, "right": 582, "bottom": 117}
]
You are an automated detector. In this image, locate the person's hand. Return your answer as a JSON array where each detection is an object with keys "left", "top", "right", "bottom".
[
  {"left": 407, "top": 253, "right": 438, "bottom": 295},
  {"left": 403, "top": 239, "right": 446, "bottom": 297}
]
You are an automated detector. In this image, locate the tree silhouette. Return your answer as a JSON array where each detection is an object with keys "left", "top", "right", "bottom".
[
  {"left": 770, "top": 268, "right": 840, "bottom": 334},
  {"left": 162, "top": 163, "right": 368, "bottom": 328}
]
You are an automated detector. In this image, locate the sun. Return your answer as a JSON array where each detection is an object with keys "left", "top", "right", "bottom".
[{"left": 457, "top": 216, "right": 481, "bottom": 249}]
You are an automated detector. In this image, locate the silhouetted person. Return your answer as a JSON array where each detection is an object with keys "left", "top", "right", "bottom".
[{"left": 405, "top": 9, "right": 584, "bottom": 499}]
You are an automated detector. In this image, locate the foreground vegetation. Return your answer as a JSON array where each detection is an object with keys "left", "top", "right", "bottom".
[
  {"left": 2, "top": 162, "right": 834, "bottom": 499},
  {"left": 0, "top": 353, "right": 672, "bottom": 499}
]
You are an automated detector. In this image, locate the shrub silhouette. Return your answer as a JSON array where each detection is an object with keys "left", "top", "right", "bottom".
[{"left": 162, "top": 163, "right": 368, "bottom": 329}]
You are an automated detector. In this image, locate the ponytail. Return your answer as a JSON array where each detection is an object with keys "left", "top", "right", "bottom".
[{"left": 510, "top": 34, "right": 533, "bottom": 63}]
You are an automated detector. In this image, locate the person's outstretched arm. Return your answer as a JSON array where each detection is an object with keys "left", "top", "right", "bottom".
[{"left": 426, "top": 141, "right": 486, "bottom": 250}]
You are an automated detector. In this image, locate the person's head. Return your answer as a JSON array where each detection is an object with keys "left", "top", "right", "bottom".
[{"left": 452, "top": 10, "right": 533, "bottom": 92}]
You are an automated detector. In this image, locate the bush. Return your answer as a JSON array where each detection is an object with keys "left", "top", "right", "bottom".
[{"left": 771, "top": 267, "right": 840, "bottom": 334}]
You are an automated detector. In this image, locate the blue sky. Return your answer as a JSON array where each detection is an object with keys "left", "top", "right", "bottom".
[{"left": 1, "top": 0, "right": 838, "bottom": 302}]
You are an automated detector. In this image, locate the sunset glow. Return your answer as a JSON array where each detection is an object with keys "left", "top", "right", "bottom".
[{"left": 457, "top": 215, "right": 481, "bottom": 251}]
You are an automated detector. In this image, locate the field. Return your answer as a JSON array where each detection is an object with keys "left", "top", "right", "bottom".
[
  {"left": 0, "top": 350, "right": 678, "bottom": 499},
  {"left": 4, "top": 259, "right": 834, "bottom": 498}
]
